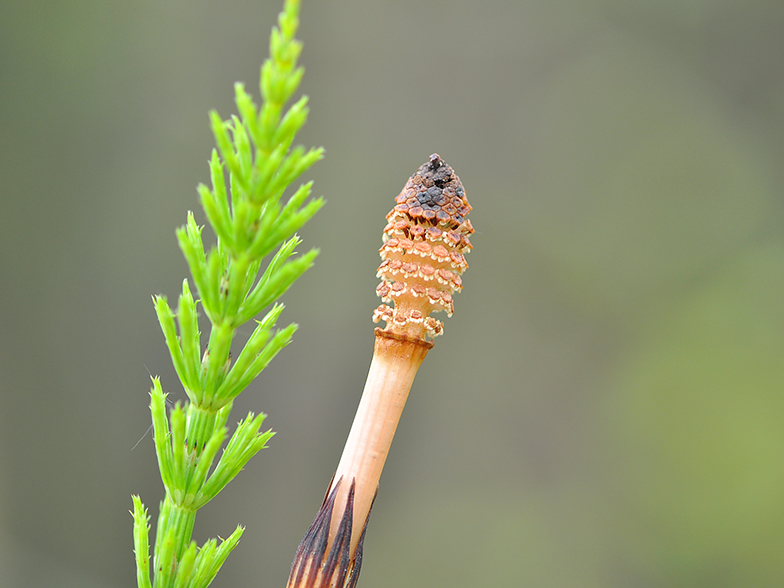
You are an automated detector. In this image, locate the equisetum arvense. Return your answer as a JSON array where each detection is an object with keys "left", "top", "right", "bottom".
[{"left": 286, "top": 154, "right": 473, "bottom": 588}]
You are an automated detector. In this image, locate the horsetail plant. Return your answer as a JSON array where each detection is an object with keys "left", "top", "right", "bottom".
[
  {"left": 286, "top": 154, "right": 473, "bottom": 588},
  {"left": 131, "top": 1, "right": 323, "bottom": 587}
]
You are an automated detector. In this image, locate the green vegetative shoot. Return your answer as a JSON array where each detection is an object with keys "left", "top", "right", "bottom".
[{"left": 131, "top": 1, "right": 323, "bottom": 587}]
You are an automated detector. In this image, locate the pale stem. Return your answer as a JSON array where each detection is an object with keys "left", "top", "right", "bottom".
[{"left": 327, "top": 329, "right": 432, "bottom": 556}]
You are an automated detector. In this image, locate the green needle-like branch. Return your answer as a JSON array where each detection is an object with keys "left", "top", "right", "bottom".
[{"left": 133, "top": 1, "right": 322, "bottom": 586}]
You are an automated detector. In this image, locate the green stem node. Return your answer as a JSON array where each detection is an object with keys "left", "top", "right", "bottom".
[
  {"left": 160, "top": 497, "right": 197, "bottom": 562},
  {"left": 185, "top": 403, "right": 219, "bottom": 453}
]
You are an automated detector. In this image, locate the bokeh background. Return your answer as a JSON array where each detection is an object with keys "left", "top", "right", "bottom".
[{"left": 2, "top": 0, "right": 784, "bottom": 586}]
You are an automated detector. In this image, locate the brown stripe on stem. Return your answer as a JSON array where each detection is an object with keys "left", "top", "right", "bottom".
[{"left": 286, "top": 477, "right": 375, "bottom": 588}]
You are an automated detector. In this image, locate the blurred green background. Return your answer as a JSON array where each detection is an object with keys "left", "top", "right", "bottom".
[{"left": 2, "top": 0, "right": 784, "bottom": 587}]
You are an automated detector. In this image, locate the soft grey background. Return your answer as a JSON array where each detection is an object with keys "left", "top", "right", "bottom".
[{"left": 2, "top": 1, "right": 784, "bottom": 587}]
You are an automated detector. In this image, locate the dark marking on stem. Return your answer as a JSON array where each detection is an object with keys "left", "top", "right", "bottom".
[
  {"left": 374, "top": 327, "right": 434, "bottom": 349},
  {"left": 286, "top": 478, "right": 376, "bottom": 588}
]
